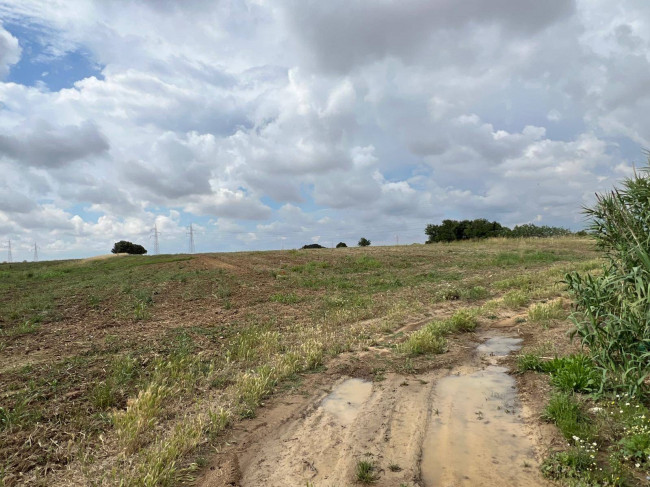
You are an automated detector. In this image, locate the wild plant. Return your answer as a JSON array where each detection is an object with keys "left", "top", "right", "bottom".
[{"left": 565, "top": 164, "right": 650, "bottom": 396}]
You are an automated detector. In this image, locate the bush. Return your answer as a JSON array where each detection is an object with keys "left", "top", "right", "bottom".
[
  {"left": 111, "top": 241, "right": 147, "bottom": 255},
  {"left": 336, "top": 242, "right": 347, "bottom": 248},
  {"left": 358, "top": 238, "right": 371, "bottom": 247},
  {"left": 565, "top": 163, "right": 650, "bottom": 395},
  {"left": 301, "top": 243, "right": 325, "bottom": 249}
]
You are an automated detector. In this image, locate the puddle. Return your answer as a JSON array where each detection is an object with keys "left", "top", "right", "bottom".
[
  {"left": 320, "top": 378, "right": 373, "bottom": 424},
  {"left": 421, "top": 366, "right": 541, "bottom": 486},
  {"left": 477, "top": 336, "right": 523, "bottom": 356}
]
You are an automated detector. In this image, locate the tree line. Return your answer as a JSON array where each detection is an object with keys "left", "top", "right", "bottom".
[{"left": 424, "top": 219, "right": 578, "bottom": 243}]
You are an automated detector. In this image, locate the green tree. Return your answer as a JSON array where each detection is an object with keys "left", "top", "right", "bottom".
[
  {"left": 111, "top": 241, "right": 147, "bottom": 255},
  {"left": 358, "top": 237, "right": 371, "bottom": 247}
]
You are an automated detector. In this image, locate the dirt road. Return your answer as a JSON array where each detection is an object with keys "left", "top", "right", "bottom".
[{"left": 199, "top": 330, "right": 549, "bottom": 487}]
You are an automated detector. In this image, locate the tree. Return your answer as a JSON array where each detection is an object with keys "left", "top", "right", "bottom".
[
  {"left": 111, "top": 240, "right": 147, "bottom": 255},
  {"left": 336, "top": 242, "right": 347, "bottom": 248},
  {"left": 301, "top": 243, "right": 325, "bottom": 249},
  {"left": 358, "top": 237, "right": 371, "bottom": 247}
]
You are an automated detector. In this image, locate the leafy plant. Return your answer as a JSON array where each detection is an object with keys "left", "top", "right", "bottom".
[{"left": 565, "top": 164, "right": 650, "bottom": 395}]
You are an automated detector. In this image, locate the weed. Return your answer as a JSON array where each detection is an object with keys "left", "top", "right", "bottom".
[
  {"left": 543, "top": 393, "right": 593, "bottom": 441},
  {"left": 112, "top": 383, "right": 167, "bottom": 453},
  {"left": 547, "top": 355, "right": 601, "bottom": 393},
  {"left": 517, "top": 352, "right": 544, "bottom": 372},
  {"left": 270, "top": 292, "right": 301, "bottom": 304},
  {"left": 502, "top": 290, "right": 529, "bottom": 309},
  {"left": 447, "top": 309, "right": 478, "bottom": 332},
  {"left": 462, "top": 285, "right": 489, "bottom": 300},
  {"left": 388, "top": 463, "right": 402, "bottom": 472},
  {"left": 528, "top": 299, "right": 566, "bottom": 324},
  {"left": 90, "top": 381, "right": 118, "bottom": 410},
  {"left": 355, "top": 460, "right": 379, "bottom": 483},
  {"left": 397, "top": 326, "right": 446, "bottom": 356},
  {"left": 541, "top": 448, "right": 593, "bottom": 480}
]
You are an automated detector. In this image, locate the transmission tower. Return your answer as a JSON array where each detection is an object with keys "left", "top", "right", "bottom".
[
  {"left": 187, "top": 224, "right": 195, "bottom": 254},
  {"left": 151, "top": 224, "right": 160, "bottom": 255},
  {"left": 7, "top": 239, "right": 12, "bottom": 263},
  {"left": 33, "top": 243, "right": 38, "bottom": 262}
]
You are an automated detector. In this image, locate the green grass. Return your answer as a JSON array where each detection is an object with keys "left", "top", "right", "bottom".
[
  {"left": 355, "top": 460, "right": 379, "bottom": 483},
  {"left": 269, "top": 292, "right": 302, "bottom": 304},
  {"left": 543, "top": 393, "right": 594, "bottom": 441}
]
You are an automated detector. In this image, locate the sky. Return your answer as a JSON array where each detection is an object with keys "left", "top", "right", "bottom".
[{"left": 0, "top": 0, "right": 649, "bottom": 260}]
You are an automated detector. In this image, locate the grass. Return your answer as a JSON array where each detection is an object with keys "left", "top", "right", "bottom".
[
  {"left": 527, "top": 299, "right": 566, "bottom": 324},
  {"left": 543, "top": 393, "right": 594, "bottom": 441},
  {"left": 0, "top": 237, "right": 599, "bottom": 485},
  {"left": 355, "top": 459, "right": 379, "bottom": 483},
  {"left": 397, "top": 309, "right": 479, "bottom": 356}
]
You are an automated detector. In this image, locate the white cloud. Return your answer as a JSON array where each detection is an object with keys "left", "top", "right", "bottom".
[{"left": 0, "top": 0, "right": 648, "bottom": 258}]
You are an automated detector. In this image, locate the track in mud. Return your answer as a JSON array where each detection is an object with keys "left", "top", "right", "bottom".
[{"left": 201, "top": 333, "right": 548, "bottom": 487}]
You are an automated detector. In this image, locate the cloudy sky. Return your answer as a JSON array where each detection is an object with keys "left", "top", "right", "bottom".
[{"left": 0, "top": 0, "right": 648, "bottom": 260}]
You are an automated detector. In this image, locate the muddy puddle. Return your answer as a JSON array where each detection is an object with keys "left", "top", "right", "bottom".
[
  {"left": 419, "top": 335, "right": 544, "bottom": 486},
  {"left": 421, "top": 365, "right": 541, "bottom": 486},
  {"left": 476, "top": 336, "right": 523, "bottom": 356},
  {"left": 206, "top": 334, "right": 547, "bottom": 487},
  {"left": 321, "top": 378, "right": 373, "bottom": 424}
]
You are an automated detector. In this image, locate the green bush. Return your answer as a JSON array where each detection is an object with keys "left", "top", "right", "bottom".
[
  {"left": 358, "top": 238, "right": 371, "bottom": 247},
  {"left": 565, "top": 163, "right": 650, "bottom": 395},
  {"left": 336, "top": 242, "right": 347, "bottom": 248}
]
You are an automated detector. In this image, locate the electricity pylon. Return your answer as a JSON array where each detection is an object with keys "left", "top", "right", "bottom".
[{"left": 187, "top": 224, "right": 195, "bottom": 254}]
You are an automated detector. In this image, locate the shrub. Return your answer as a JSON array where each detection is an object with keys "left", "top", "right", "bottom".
[
  {"left": 336, "top": 242, "right": 347, "bottom": 248},
  {"left": 358, "top": 238, "right": 371, "bottom": 247},
  {"left": 565, "top": 163, "right": 650, "bottom": 395},
  {"left": 112, "top": 241, "right": 147, "bottom": 255}
]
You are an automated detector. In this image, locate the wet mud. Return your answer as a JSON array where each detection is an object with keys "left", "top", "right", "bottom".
[{"left": 200, "top": 334, "right": 549, "bottom": 487}]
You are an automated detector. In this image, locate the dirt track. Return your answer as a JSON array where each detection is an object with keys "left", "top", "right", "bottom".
[{"left": 199, "top": 323, "right": 552, "bottom": 487}]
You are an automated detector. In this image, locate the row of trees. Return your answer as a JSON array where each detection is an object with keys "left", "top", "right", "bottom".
[
  {"left": 424, "top": 219, "right": 575, "bottom": 243},
  {"left": 302, "top": 238, "right": 371, "bottom": 249}
]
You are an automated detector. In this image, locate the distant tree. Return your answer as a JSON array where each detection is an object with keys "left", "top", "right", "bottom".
[
  {"left": 425, "top": 219, "right": 572, "bottom": 243},
  {"left": 336, "top": 242, "right": 347, "bottom": 248},
  {"left": 301, "top": 243, "right": 325, "bottom": 249},
  {"left": 358, "top": 237, "right": 371, "bottom": 247},
  {"left": 510, "top": 224, "right": 572, "bottom": 238},
  {"left": 111, "top": 240, "right": 147, "bottom": 255}
]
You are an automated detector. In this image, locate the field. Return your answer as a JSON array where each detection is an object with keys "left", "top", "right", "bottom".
[{"left": 0, "top": 237, "right": 632, "bottom": 485}]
